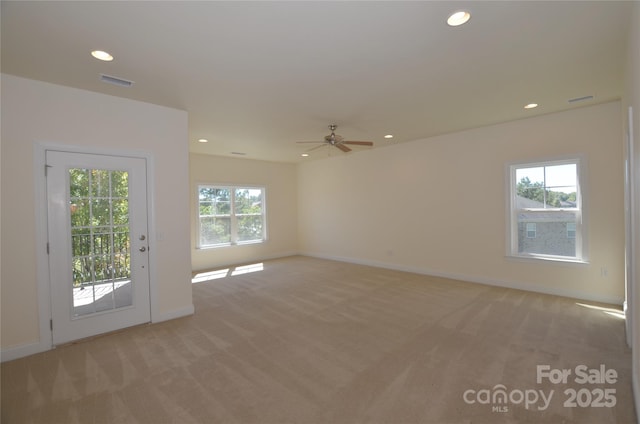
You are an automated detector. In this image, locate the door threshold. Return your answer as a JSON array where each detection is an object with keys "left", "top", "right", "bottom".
[{"left": 54, "top": 321, "right": 151, "bottom": 348}]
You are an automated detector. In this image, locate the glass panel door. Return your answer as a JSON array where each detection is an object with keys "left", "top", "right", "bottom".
[{"left": 69, "top": 168, "right": 133, "bottom": 316}]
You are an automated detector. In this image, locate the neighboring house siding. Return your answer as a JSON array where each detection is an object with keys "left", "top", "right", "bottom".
[
  {"left": 517, "top": 221, "right": 576, "bottom": 257},
  {"left": 516, "top": 195, "right": 576, "bottom": 257}
]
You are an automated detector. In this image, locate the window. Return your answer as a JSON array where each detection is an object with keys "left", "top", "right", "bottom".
[
  {"left": 508, "top": 159, "right": 585, "bottom": 262},
  {"left": 198, "top": 185, "right": 266, "bottom": 248}
]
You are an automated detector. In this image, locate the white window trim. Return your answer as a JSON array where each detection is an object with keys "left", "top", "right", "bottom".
[
  {"left": 197, "top": 184, "right": 267, "bottom": 249},
  {"left": 506, "top": 156, "right": 589, "bottom": 264}
]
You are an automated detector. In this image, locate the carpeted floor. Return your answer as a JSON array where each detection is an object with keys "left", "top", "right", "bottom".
[{"left": 1, "top": 256, "right": 636, "bottom": 423}]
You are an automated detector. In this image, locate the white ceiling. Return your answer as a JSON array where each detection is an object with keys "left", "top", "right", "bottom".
[{"left": 1, "top": 1, "right": 633, "bottom": 163}]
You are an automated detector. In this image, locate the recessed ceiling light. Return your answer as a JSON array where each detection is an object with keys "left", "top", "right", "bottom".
[
  {"left": 301, "top": 153, "right": 309, "bottom": 157},
  {"left": 198, "top": 138, "right": 208, "bottom": 143},
  {"left": 447, "top": 11, "right": 471, "bottom": 27},
  {"left": 91, "top": 50, "right": 114, "bottom": 61},
  {"left": 524, "top": 103, "right": 538, "bottom": 109},
  {"left": 384, "top": 134, "right": 394, "bottom": 139}
]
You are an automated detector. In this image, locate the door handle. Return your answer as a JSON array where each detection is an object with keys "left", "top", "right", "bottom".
[{"left": 139, "top": 246, "right": 147, "bottom": 252}]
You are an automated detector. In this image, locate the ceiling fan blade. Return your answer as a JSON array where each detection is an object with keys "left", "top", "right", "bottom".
[
  {"left": 335, "top": 143, "right": 351, "bottom": 152},
  {"left": 296, "top": 141, "right": 323, "bottom": 144},
  {"left": 307, "top": 143, "right": 328, "bottom": 152},
  {"left": 343, "top": 141, "right": 374, "bottom": 146}
]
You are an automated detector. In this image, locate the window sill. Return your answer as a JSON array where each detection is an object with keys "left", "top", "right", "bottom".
[
  {"left": 197, "top": 240, "right": 265, "bottom": 250},
  {"left": 506, "top": 254, "right": 589, "bottom": 265}
]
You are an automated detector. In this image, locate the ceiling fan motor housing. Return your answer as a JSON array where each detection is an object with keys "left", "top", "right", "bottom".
[{"left": 325, "top": 133, "right": 343, "bottom": 145}]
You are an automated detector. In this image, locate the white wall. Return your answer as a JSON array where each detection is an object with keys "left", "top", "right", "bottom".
[
  {"left": 622, "top": 0, "right": 640, "bottom": 419},
  {"left": 1, "top": 75, "right": 193, "bottom": 358},
  {"left": 190, "top": 153, "right": 298, "bottom": 271},
  {"left": 299, "top": 101, "right": 625, "bottom": 304}
]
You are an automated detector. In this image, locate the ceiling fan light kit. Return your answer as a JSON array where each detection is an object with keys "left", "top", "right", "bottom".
[{"left": 297, "top": 124, "right": 374, "bottom": 154}]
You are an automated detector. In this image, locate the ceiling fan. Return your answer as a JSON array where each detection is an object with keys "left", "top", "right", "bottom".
[{"left": 297, "top": 124, "right": 374, "bottom": 153}]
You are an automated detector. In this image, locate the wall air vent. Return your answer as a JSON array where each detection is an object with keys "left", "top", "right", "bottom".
[
  {"left": 568, "top": 95, "right": 594, "bottom": 104},
  {"left": 100, "top": 74, "right": 134, "bottom": 87}
]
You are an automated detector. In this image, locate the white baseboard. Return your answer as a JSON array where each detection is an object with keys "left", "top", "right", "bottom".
[
  {"left": 2, "top": 253, "right": 623, "bottom": 363},
  {"left": 152, "top": 304, "right": 195, "bottom": 323},
  {"left": 301, "top": 251, "right": 624, "bottom": 305},
  {"left": 1, "top": 340, "right": 50, "bottom": 363},
  {"left": 191, "top": 250, "right": 300, "bottom": 274},
  {"left": 2, "top": 305, "right": 195, "bottom": 362}
]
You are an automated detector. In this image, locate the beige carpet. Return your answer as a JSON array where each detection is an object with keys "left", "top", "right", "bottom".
[{"left": 1, "top": 256, "right": 636, "bottom": 423}]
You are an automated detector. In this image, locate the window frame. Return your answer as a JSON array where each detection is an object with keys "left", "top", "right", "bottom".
[
  {"left": 197, "top": 184, "right": 267, "bottom": 249},
  {"left": 507, "top": 157, "right": 588, "bottom": 263}
]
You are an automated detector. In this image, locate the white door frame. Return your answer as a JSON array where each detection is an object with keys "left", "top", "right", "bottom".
[
  {"left": 625, "top": 106, "right": 635, "bottom": 347},
  {"left": 34, "top": 142, "right": 158, "bottom": 350}
]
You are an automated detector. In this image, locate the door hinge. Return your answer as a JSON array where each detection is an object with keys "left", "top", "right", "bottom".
[
  {"left": 46, "top": 242, "right": 50, "bottom": 254},
  {"left": 44, "top": 164, "right": 52, "bottom": 176},
  {"left": 50, "top": 319, "right": 53, "bottom": 331}
]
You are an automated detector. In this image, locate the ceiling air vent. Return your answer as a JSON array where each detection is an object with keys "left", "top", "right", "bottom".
[
  {"left": 568, "top": 95, "right": 594, "bottom": 104},
  {"left": 100, "top": 74, "right": 134, "bottom": 87}
]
